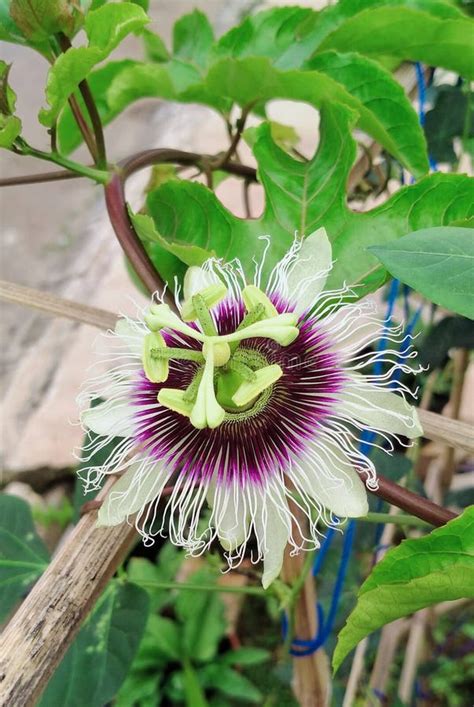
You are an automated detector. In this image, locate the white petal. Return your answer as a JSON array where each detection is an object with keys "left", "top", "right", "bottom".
[
  {"left": 81, "top": 399, "right": 135, "bottom": 437},
  {"left": 340, "top": 375, "right": 423, "bottom": 439},
  {"left": 183, "top": 266, "right": 219, "bottom": 301},
  {"left": 287, "top": 228, "right": 332, "bottom": 314},
  {"left": 209, "top": 481, "right": 249, "bottom": 552},
  {"left": 255, "top": 499, "right": 290, "bottom": 589},
  {"left": 115, "top": 318, "right": 143, "bottom": 356},
  {"left": 97, "top": 459, "right": 168, "bottom": 526},
  {"left": 296, "top": 441, "right": 368, "bottom": 517}
]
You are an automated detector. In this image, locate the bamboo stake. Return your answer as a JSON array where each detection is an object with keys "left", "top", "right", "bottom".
[
  {"left": 0, "top": 480, "right": 137, "bottom": 706},
  {"left": 282, "top": 502, "right": 331, "bottom": 707}
]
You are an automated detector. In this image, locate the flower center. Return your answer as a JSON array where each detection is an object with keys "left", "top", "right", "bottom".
[{"left": 142, "top": 284, "right": 299, "bottom": 429}]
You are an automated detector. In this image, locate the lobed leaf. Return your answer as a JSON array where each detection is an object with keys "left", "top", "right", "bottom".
[
  {"left": 0, "top": 494, "right": 50, "bottom": 622},
  {"left": 370, "top": 227, "right": 474, "bottom": 318},
  {"left": 210, "top": 53, "right": 429, "bottom": 176},
  {"left": 141, "top": 102, "right": 473, "bottom": 297},
  {"left": 333, "top": 507, "right": 474, "bottom": 671}
]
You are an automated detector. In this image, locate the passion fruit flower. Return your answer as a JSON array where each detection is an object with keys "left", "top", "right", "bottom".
[{"left": 78, "top": 229, "right": 422, "bottom": 588}]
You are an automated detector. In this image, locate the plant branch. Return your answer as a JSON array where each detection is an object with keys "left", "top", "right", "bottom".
[
  {"left": 104, "top": 171, "right": 166, "bottom": 296},
  {"left": 13, "top": 141, "right": 109, "bottom": 184},
  {"left": 57, "top": 33, "right": 106, "bottom": 168},
  {"left": 119, "top": 147, "right": 257, "bottom": 181},
  {"left": 367, "top": 474, "right": 456, "bottom": 527},
  {"left": 0, "top": 169, "right": 87, "bottom": 187},
  {"left": 214, "top": 101, "right": 255, "bottom": 168},
  {"left": 59, "top": 87, "right": 97, "bottom": 163}
]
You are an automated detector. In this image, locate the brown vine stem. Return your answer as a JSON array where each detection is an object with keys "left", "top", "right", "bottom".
[
  {"left": 104, "top": 149, "right": 257, "bottom": 298},
  {"left": 104, "top": 171, "right": 165, "bottom": 296},
  {"left": 213, "top": 101, "right": 256, "bottom": 169},
  {"left": 0, "top": 170, "right": 86, "bottom": 187}
]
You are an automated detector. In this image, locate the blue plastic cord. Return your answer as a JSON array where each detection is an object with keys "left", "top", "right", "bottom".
[{"left": 281, "top": 521, "right": 356, "bottom": 656}]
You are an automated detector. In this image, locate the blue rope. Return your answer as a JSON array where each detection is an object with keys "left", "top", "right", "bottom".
[{"left": 282, "top": 521, "right": 356, "bottom": 656}]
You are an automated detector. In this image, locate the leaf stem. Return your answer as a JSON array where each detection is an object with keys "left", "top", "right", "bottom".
[
  {"left": 16, "top": 141, "right": 109, "bottom": 184},
  {"left": 134, "top": 579, "right": 267, "bottom": 597},
  {"left": 360, "top": 512, "right": 431, "bottom": 529}
]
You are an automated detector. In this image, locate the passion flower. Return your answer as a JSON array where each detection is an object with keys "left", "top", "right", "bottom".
[{"left": 78, "top": 229, "right": 422, "bottom": 588}]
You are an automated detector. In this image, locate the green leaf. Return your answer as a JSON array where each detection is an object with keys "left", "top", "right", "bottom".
[
  {"left": 370, "top": 227, "right": 474, "bottom": 319},
  {"left": 173, "top": 10, "right": 214, "bottom": 70},
  {"left": 10, "top": 0, "right": 84, "bottom": 41},
  {"left": 0, "top": 60, "right": 22, "bottom": 148},
  {"left": 175, "top": 570, "right": 227, "bottom": 662},
  {"left": 0, "top": 113, "right": 21, "bottom": 148},
  {"left": 142, "top": 27, "right": 169, "bottom": 62},
  {"left": 142, "top": 103, "right": 473, "bottom": 296},
  {"left": 110, "top": 52, "right": 428, "bottom": 176},
  {"left": 0, "top": 0, "right": 52, "bottom": 56},
  {"left": 200, "top": 665, "right": 262, "bottom": 703},
  {"left": 127, "top": 543, "right": 184, "bottom": 611},
  {"left": 183, "top": 661, "right": 209, "bottom": 707},
  {"left": 205, "top": 53, "right": 428, "bottom": 176},
  {"left": 315, "top": 5, "right": 474, "bottom": 79},
  {"left": 424, "top": 84, "right": 474, "bottom": 164},
  {"left": 0, "top": 494, "right": 50, "bottom": 621},
  {"left": 115, "top": 672, "right": 160, "bottom": 707},
  {"left": 333, "top": 507, "right": 474, "bottom": 672},
  {"left": 213, "top": 5, "right": 318, "bottom": 69},
  {"left": 214, "top": 1, "right": 467, "bottom": 70},
  {"left": 136, "top": 614, "right": 181, "bottom": 664},
  {"left": 419, "top": 316, "right": 474, "bottom": 369},
  {"left": 220, "top": 647, "right": 270, "bottom": 666},
  {"left": 39, "top": 2, "right": 149, "bottom": 126},
  {"left": 56, "top": 59, "right": 137, "bottom": 154},
  {"left": 39, "top": 581, "right": 149, "bottom": 707},
  {"left": 130, "top": 209, "right": 214, "bottom": 286}
]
